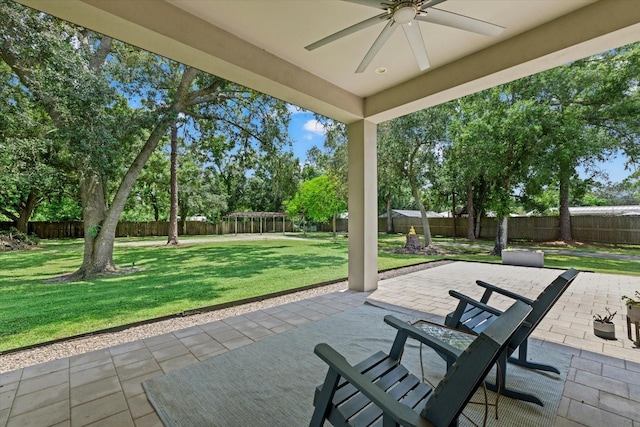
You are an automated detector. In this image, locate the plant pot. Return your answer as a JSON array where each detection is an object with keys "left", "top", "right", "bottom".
[
  {"left": 626, "top": 304, "right": 640, "bottom": 323},
  {"left": 593, "top": 321, "right": 616, "bottom": 340}
]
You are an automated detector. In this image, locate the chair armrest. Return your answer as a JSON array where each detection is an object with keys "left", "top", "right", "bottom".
[
  {"left": 476, "top": 280, "right": 535, "bottom": 305},
  {"left": 314, "top": 343, "right": 426, "bottom": 427},
  {"left": 449, "top": 290, "right": 505, "bottom": 317},
  {"left": 384, "top": 315, "right": 463, "bottom": 360}
]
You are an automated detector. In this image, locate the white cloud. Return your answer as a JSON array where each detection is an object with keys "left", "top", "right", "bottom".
[
  {"left": 303, "top": 119, "right": 325, "bottom": 136},
  {"left": 303, "top": 134, "right": 313, "bottom": 140}
]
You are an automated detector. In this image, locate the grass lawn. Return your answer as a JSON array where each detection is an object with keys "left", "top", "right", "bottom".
[{"left": 1, "top": 233, "right": 638, "bottom": 351}]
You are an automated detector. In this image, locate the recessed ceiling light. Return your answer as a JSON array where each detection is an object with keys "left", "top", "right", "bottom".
[{"left": 375, "top": 67, "right": 387, "bottom": 74}]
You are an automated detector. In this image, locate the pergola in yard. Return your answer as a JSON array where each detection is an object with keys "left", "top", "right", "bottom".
[
  {"left": 17, "top": 0, "right": 640, "bottom": 292},
  {"left": 224, "top": 212, "right": 288, "bottom": 235}
]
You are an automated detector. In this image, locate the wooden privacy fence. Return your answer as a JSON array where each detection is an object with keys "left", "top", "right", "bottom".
[
  {"left": 1, "top": 219, "right": 294, "bottom": 239},
  {"left": 1, "top": 221, "right": 220, "bottom": 239},
  {"left": 2, "top": 215, "right": 638, "bottom": 244},
  {"left": 383, "top": 215, "right": 640, "bottom": 245}
]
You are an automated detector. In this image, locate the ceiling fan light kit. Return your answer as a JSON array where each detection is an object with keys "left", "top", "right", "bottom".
[{"left": 305, "top": 0, "right": 505, "bottom": 73}]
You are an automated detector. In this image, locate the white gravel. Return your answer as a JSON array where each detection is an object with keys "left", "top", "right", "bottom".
[
  {"left": 0, "top": 261, "right": 447, "bottom": 374},
  {"left": 0, "top": 282, "right": 349, "bottom": 374}
]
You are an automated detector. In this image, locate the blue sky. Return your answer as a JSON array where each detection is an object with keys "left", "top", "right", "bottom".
[
  {"left": 287, "top": 107, "right": 327, "bottom": 163},
  {"left": 287, "top": 109, "right": 635, "bottom": 184}
]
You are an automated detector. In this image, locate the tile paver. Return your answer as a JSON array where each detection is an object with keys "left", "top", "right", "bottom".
[{"left": 1, "top": 262, "right": 640, "bottom": 426}]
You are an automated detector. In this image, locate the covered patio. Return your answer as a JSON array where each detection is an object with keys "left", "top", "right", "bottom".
[
  {"left": 4, "top": 1, "right": 640, "bottom": 425},
  {"left": 2, "top": 262, "right": 640, "bottom": 426}
]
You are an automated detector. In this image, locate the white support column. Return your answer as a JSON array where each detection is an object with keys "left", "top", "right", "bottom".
[{"left": 347, "top": 120, "right": 378, "bottom": 292}]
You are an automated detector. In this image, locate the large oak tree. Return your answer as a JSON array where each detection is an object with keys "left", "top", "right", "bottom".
[{"left": 1, "top": 1, "right": 290, "bottom": 279}]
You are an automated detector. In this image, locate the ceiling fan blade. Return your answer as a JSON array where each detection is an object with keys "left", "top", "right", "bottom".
[
  {"left": 402, "top": 23, "right": 430, "bottom": 71},
  {"left": 342, "top": 0, "right": 385, "bottom": 9},
  {"left": 418, "top": 0, "right": 448, "bottom": 9},
  {"left": 305, "top": 12, "right": 388, "bottom": 51},
  {"left": 356, "top": 19, "right": 399, "bottom": 73},
  {"left": 416, "top": 8, "right": 504, "bottom": 37}
]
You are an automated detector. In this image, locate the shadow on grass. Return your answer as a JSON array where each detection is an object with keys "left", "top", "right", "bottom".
[{"left": 0, "top": 239, "right": 348, "bottom": 350}]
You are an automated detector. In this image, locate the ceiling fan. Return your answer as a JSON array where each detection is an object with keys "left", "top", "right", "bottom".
[{"left": 305, "top": 0, "right": 505, "bottom": 73}]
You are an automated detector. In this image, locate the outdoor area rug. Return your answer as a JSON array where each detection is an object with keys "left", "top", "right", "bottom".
[{"left": 143, "top": 303, "right": 570, "bottom": 427}]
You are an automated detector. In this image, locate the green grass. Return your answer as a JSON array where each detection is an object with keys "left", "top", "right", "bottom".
[
  {"left": 1, "top": 233, "right": 638, "bottom": 351},
  {"left": 0, "top": 236, "right": 424, "bottom": 351}
]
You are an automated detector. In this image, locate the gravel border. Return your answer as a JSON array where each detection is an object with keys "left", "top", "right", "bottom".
[{"left": 0, "top": 261, "right": 450, "bottom": 373}]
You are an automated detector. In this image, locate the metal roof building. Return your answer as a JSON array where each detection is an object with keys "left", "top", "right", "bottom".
[{"left": 569, "top": 205, "right": 640, "bottom": 216}]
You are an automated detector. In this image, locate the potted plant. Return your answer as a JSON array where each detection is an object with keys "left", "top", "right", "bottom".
[
  {"left": 621, "top": 291, "right": 640, "bottom": 323},
  {"left": 593, "top": 307, "right": 617, "bottom": 340}
]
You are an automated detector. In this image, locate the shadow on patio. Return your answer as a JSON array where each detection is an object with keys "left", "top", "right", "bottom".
[{"left": 1, "top": 261, "right": 639, "bottom": 426}]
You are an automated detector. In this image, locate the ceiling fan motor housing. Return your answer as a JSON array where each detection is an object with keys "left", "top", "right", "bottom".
[{"left": 393, "top": 2, "right": 418, "bottom": 24}]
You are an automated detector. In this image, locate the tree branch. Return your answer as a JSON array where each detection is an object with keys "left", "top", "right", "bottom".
[
  {"left": 183, "top": 110, "right": 264, "bottom": 144},
  {"left": 185, "top": 80, "right": 223, "bottom": 104},
  {"left": 89, "top": 35, "right": 113, "bottom": 73}
]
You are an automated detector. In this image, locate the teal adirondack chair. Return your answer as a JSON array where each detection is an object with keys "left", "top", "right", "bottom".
[
  {"left": 445, "top": 268, "right": 579, "bottom": 405},
  {"left": 310, "top": 300, "right": 532, "bottom": 427}
]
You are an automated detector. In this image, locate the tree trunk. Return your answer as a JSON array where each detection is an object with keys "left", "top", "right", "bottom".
[
  {"left": 558, "top": 173, "right": 573, "bottom": 242},
  {"left": 74, "top": 171, "right": 116, "bottom": 279},
  {"left": 332, "top": 212, "right": 336, "bottom": 238},
  {"left": 474, "top": 214, "right": 482, "bottom": 239},
  {"left": 466, "top": 180, "right": 475, "bottom": 240},
  {"left": 167, "top": 122, "right": 179, "bottom": 246},
  {"left": 490, "top": 216, "right": 508, "bottom": 255},
  {"left": 151, "top": 185, "right": 160, "bottom": 221},
  {"left": 386, "top": 198, "right": 394, "bottom": 234},
  {"left": 16, "top": 189, "right": 38, "bottom": 234},
  {"left": 451, "top": 191, "right": 457, "bottom": 238},
  {"left": 412, "top": 186, "right": 432, "bottom": 247}
]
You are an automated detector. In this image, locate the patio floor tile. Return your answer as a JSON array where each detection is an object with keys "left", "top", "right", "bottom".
[
  {"left": 132, "top": 411, "right": 163, "bottom": 427},
  {"left": 127, "top": 392, "right": 155, "bottom": 419},
  {"left": 112, "top": 348, "right": 154, "bottom": 368},
  {"left": 6, "top": 400, "right": 69, "bottom": 427},
  {"left": 187, "top": 340, "right": 226, "bottom": 359},
  {"left": 70, "top": 392, "right": 128, "bottom": 426},
  {"left": 562, "top": 380, "right": 599, "bottom": 407},
  {"left": 115, "top": 359, "right": 161, "bottom": 382},
  {"left": 221, "top": 336, "right": 254, "bottom": 350},
  {"left": 566, "top": 399, "right": 633, "bottom": 426},
  {"left": 158, "top": 353, "right": 199, "bottom": 373},
  {"left": 10, "top": 383, "right": 68, "bottom": 417},
  {"left": 20, "top": 358, "right": 68, "bottom": 381},
  {"left": 70, "top": 376, "right": 121, "bottom": 407},
  {"left": 119, "top": 371, "right": 164, "bottom": 399},
  {"left": 574, "top": 370, "right": 629, "bottom": 398},
  {"left": 15, "top": 369, "right": 67, "bottom": 396},
  {"left": 69, "top": 350, "right": 112, "bottom": 369},
  {"left": 84, "top": 409, "right": 134, "bottom": 427},
  {"left": 149, "top": 343, "right": 190, "bottom": 362},
  {"left": 2, "top": 262, "right": 640, "bottom": 426},
  {"left": 108, "top": 341, "right": 146, "bottom": 357},
  {"left": 599, "top": 391, "right": 640, "bottom": 421},
  {"left": 70, "top": 363, "right": 117, "bottom": 388}
]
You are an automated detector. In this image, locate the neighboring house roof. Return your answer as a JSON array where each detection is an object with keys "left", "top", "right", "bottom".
[
  {"left": 379, "top": 209, "right": 444, "bottom": 219},
  {"left": 568, "top": 206, "right": 640, "bottom": 216}
]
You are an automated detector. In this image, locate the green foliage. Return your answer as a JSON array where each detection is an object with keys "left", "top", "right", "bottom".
[
  {"left": 31, "top": 196, "right": 83, "bottom": 221},
  {"left": 593, "top": 307, "right": 616, "bottom": 323},
  {"left": 285, "top": 175, "right": 346, "bottom": 224},
  {"left": 621, "top": 291, "right": 640, "bottom": 306}
]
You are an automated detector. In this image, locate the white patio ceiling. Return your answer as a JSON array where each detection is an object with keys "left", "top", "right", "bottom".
[{"left": 16, "top": 0, "right": 640, "bottom": 124}]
